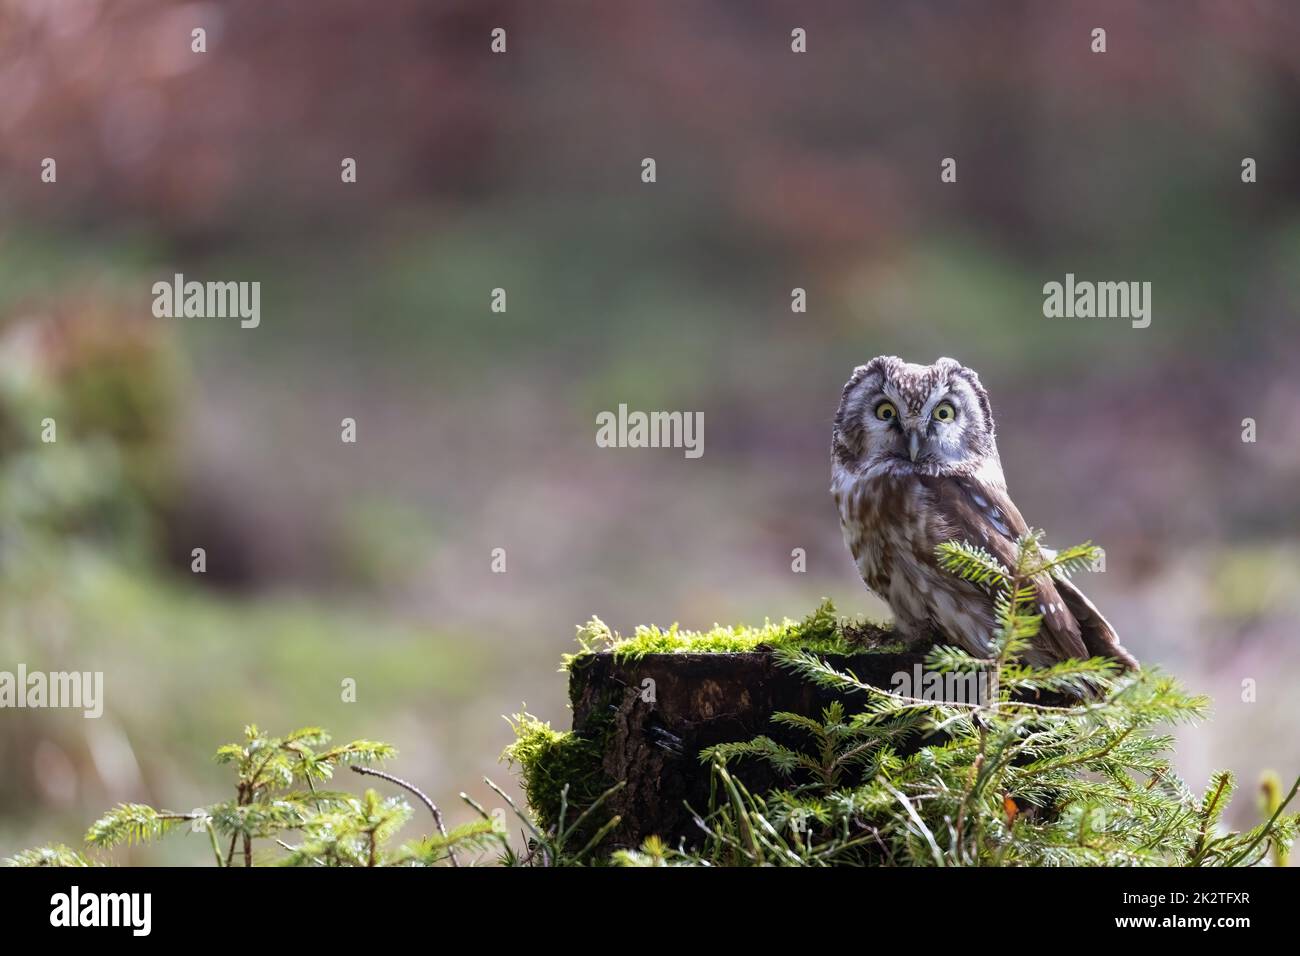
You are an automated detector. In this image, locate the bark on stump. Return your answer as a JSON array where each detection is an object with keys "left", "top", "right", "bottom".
[{"left": 567, "top": 646, "right": 931, "bottom": 849}]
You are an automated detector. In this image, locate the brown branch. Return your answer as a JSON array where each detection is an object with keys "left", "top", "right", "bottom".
[{"left": 350, "top": 764, "right": 458, "bottom": 867}]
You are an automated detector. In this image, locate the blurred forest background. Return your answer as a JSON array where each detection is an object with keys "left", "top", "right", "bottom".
[{"left": 2, "top": 0, "right": 1299, "bottom": 863}]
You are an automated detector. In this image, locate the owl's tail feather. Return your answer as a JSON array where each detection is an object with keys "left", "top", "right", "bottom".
[{"left": 1054, "top": 577, "right": 1139, "bottom": 671}]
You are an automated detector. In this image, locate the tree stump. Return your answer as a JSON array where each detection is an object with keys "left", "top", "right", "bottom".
[{"left": 567, "top": 644, "right": 931, "bottom": 848}]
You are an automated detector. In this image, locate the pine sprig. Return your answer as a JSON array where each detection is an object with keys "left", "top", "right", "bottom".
[
  {"left": 85, "top": 804, "right": 196, "bottom": 849},
  {"left": 935, "top": 540, "right": 1009, "bottom": 591},
  {"left": 3, "top": 844, "right": 99, "bottom": 868}
]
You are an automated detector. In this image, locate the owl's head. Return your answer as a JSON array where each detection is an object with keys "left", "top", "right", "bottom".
[{"left": 832, "top": 356, "right": 999, "bottom": 477}]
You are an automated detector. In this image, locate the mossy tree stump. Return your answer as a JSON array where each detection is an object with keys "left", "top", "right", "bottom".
[{"left": 566, "top": 639, "right": 929, "bottom": 848}]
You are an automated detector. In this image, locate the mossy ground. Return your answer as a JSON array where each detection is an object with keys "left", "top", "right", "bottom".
[{"left": 561, "top": 599, "right": 903, "bottom": 669}]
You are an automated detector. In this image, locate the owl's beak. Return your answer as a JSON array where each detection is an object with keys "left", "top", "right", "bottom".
[{"left": 907, "top": 429, "right": 922, "bottom": 462}]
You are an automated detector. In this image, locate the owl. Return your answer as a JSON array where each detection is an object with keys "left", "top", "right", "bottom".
[{"left": 831, "top": 356, "right": 1137, "bottom": 670}]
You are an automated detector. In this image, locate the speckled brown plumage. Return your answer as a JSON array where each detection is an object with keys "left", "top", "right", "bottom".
[{"left": 831, "top": 356, "right": 1137, "bottom": 670}]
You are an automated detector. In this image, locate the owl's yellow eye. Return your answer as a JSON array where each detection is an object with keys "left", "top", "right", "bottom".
[
  {"left": 932, "top": 401, "right": 956, "bottom": 423},
  {"left": 875, "top": 401, "right": 898, "bottom": 422}
]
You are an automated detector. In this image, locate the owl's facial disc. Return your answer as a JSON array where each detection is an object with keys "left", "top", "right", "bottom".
[
  {"left": 897, "top": 397, "right": 958, "bottom": 464},
  {"left": 866, "top": 387, "right": 969, "bottom": 469},
  {"left": 833, "top": 356, "right": 996, "bottom": 477}
]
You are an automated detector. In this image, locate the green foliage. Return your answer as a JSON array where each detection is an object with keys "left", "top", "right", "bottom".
[
  {"left": 278, "top": 789, "right": 413, "bottom": 867},
  {"left": 684, "top": 761, "right": 882, "bottom": 866},
  {"left": 1260, "top": 771, "right": 1292, "bottom": 868},
  {"left": 611, "top": 835, "right": 682, "bottom": 867},
  {"left": 84, "top": 803, "right": 194, "bottom": 850},
  {"left": 472, "top": 776, "right": 627, "bottom": 867},
  {"left": 394, "top": 819, "right": 503, "bottom": 868},
  {"left": 686, "top": 534, "right": 1300, "bottom": 866},
  {"left": 3, "top": 722, "right": 617, "bottom": 868},
  {"left": 501, "top": 710, "right": 613, "bottom": 836},
  {"left": 4, "top": 725, "right": 471, "bottom": 868},
  {"left": 702, "top": 701, "right": 923, "bottom": 791},
  {"left": 3, "top": 844, "right": 98, "bottom": 868}
]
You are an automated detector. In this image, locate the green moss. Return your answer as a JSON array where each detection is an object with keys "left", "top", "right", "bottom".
[
  {"left": 502, "top": 711, "right": 613, "bottom": 833},
  {"left": 562, "top": 599, "right": 901, "bottom": 669}
]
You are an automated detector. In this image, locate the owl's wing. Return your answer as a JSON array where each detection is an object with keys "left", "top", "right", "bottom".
[
  {"left": 920, "top": 474, "right": 1135, "bottom": 668},
  {"left": 1053, "top": 575, "right": 1138, "bottom": 669}
]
